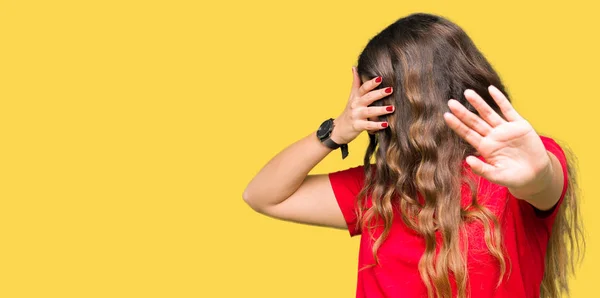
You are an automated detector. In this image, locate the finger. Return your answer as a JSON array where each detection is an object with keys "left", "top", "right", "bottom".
[
  {"left": 464, "top": 89, "right": 505, "bottom": 127},
  {"left": 447, "top": 99, "right": 492, "bottom": 136},
  {"left": 355, "top": 119, "right": 389, "bottom": 131},
  {"left": 466, "top": 155, "right": 496, "bottom": 181},
  {"left": 488, "top": 85, "right": 523, "bottom": 121},
  {"left": 356, "top": 105, "right": 395, "bottom": 119},
  {"left": 358, "top": 86, "right": 393, "bottom": 107},
  {"left": 357, "top": 76, "right": 383, "bottom": 97},
  {"left": 443, "top": 112, "right": 482, "bottom": 149}
]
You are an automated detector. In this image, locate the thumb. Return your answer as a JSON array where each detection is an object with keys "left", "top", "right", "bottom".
[
  {"left": 351, "top": 66, "right": 361, "bottom": 92},
  {"left": 466, "top": 155, "right": 494, "bottom": 179}
]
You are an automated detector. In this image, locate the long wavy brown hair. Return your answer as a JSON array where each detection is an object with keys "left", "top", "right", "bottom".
[{"left": 353, "top": 13, "right": 584, "bottom": 298}]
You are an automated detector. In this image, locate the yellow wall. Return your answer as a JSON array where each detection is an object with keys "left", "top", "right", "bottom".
[{"left": 1, "top": 1, "right": 597, "bottom": 297}]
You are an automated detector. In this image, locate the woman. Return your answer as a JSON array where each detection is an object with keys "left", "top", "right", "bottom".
[{"left": 243, "top": 13, "right": 583, "bottom": 298}]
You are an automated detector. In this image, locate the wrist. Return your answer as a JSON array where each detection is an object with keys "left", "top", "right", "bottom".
[
  {"left": 509, "top": 151, "right": 554, "bottom": 199},
  {"left": 315, "top": 117, "right": 350, "bottom": 160},
  {"left": 329, "top": 118, "right": 347, "bottom": 144}
]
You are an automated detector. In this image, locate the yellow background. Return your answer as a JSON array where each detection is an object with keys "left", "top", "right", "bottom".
[{"left": 0, "top": 1, "right": 597, "bottom": 297}]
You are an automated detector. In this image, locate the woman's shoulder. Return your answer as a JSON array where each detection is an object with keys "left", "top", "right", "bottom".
[
  {"left": 330, "top": 164, "right": 374, "bottom": 178},
  {"left": 328, "top": 164, "right": 381, "bottom": 198}
]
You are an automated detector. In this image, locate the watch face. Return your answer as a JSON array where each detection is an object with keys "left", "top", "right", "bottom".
[{"left": 317, "top": 119, "right": 333, "bottom": 140}]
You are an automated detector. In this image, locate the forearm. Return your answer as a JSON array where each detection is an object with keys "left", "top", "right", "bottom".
[
  {"left": 242, "top": 131, "right": 333, "bottom": 211},
  {"left": 508, "top": 151, "right": 565, "bottom": 211},
  {"left": 242, "top": 68, "right": 391, "bottom": 211}
]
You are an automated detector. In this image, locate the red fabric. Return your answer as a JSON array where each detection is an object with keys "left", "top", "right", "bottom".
[{"left": 328, "top": 136, "right": 568, "bottom": 298}]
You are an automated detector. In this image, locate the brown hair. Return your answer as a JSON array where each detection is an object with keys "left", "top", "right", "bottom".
[{"left": 354, "top": 12, "right": 584, "bottom": 298}]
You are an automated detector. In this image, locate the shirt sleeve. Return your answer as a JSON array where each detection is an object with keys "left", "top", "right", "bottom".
[
  {"left": 328, "top": 165, "right": 366, "bottom": 237},
  {"left": 516, "top": 135, "right": 569, "bottom": 227}
]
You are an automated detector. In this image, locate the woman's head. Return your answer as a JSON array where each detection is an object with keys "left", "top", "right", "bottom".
[
  {"left": 357, "top": 13, "right": 507, "bottom": 133},
  {"left": 353, "top": 13, "right": 582, "bottom": 298}
]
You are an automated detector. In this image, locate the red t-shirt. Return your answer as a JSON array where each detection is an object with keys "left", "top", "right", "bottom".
[{"left": 328, "top": 136, "right": 568, "bottom": 298}]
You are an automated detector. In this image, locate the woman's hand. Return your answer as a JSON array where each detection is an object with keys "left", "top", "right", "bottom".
[
  {"left": 443, "top": 86, "right": 553, "bottom": 196},
  {"left": 330, "top": 67, "right": 395, "bottom": 144}
]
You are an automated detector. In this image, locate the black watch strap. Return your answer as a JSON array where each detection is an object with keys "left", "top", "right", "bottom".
[
  {"left": 340, "top": 143, "right": 349, "bottom": 159},
  {"left": 317, "top": 118, "right": 349, "bottom": 159},
  {"left": 322, "top": 138, "right": 339, "bottom": 149},
  {"left": 323, "top": 138, "right": 349, "bottom": 159}
]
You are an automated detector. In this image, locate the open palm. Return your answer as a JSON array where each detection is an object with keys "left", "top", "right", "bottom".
[{"left": 443, "top": 86, "right": 551, "bottom": 190}]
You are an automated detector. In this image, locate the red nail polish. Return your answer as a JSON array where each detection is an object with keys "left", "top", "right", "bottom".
[
  {"left": 386, "top": 106, "right": 393, "bottom": 112},
  {"left": 385, "top": 87, "right": 393, "bottom": 93},
  {"left": 375, "top": 76, "right": 382, "bottom": 83},
  {"left": 382, "top": 122, "right": 388, "bottom": 128}
]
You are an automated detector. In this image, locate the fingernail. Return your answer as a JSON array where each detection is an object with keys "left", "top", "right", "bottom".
[
  {"left": 386, "top": 105, "right": 394, "bottom": 112},
  {"left": 382, "top": 122, "right": 388, "bottom": 128},
  {"left": 375, "top": 76, "right": 382, "bottom": 83},
  {"left": 385, "top": 87, "right": 393, "bottom": 94}
]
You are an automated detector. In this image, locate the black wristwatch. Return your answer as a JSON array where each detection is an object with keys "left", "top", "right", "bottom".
[{"left": 316, "top": 118, "right": 349, "bottom": 159}]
